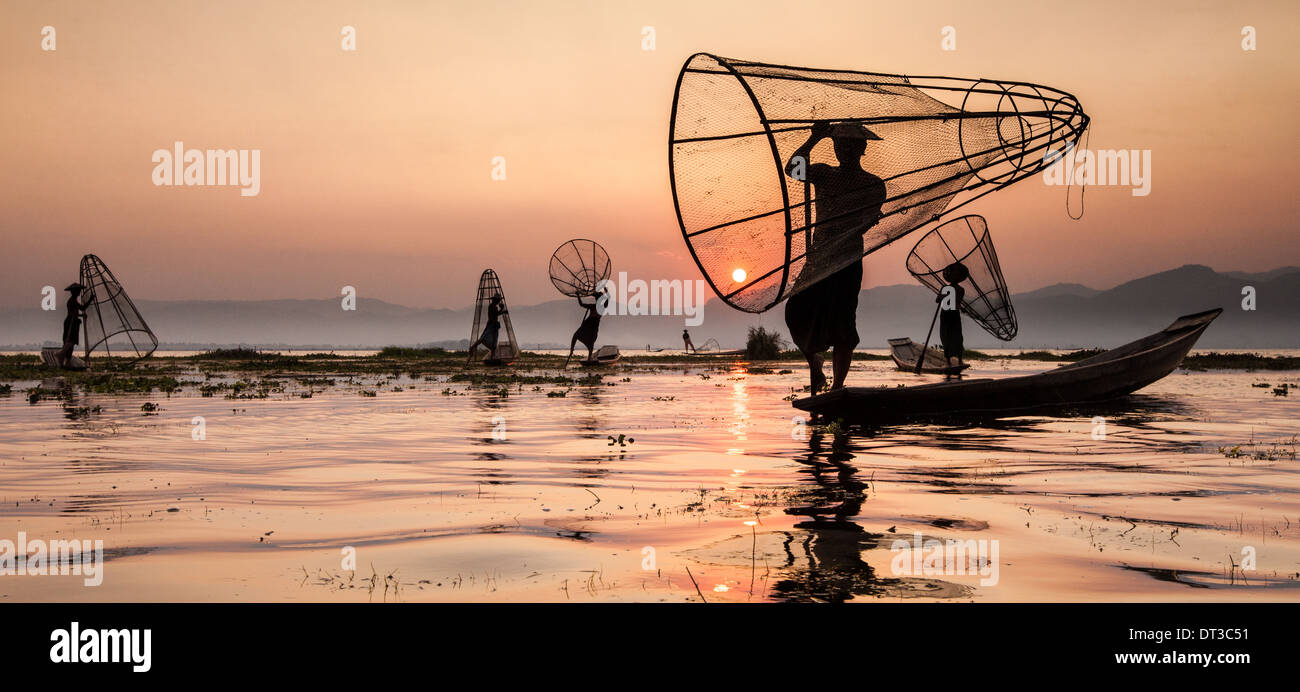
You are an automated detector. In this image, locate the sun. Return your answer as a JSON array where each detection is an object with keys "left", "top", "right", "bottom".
[{"left": 732, "top": 268, "right": 747, "bottom": 282}]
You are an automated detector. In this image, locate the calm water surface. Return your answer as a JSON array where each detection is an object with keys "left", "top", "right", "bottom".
[{"left": 2, "top": 357, "right": 1298, "bottom": 602}]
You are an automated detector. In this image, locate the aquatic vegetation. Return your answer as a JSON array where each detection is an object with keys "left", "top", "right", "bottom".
[
  {"left": 449, "top": 372, "right": 603, "bottom": 386},
  {"left": 62, "top": 404, "right": 103, "bottom": 419},
  {"left": 0, "top": 355, "right": 45, "bottom": 380},
  {"left": 1005, "top": 349, "right": 1106, "bottom": 362},
  {"left": 745, "top": 326, "right": 784, "bottom": 360},
  {"left": 1182, "top": 352, "right": 1300, "bottom": 371},
  {"left": 377, "top": 346, "right": 448, "bottom": 358},
  {"left": 1217, "top": 437, "right": 1297, "bottom": 461},
  {"left": 82, "top": 375, "right": 183, "bottom": 394},
  {"left": 199, "top": 347, "right": 274, "bottom": 360}
]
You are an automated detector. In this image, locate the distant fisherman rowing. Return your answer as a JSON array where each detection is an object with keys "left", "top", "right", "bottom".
[{"left": 152, "top": 141, "right": 261, "bottom": 197}]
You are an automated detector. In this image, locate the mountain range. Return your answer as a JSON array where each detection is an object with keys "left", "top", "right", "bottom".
[{"left": 1, "top": 265, "right": 1295, "bottom": 350}]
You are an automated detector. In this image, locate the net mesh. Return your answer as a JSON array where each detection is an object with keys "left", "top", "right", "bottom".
[
  {"left": 905, "top": 215, "right": 1017, "bottom": 341},
  {"left": 467, "top": 269, "right": 520, "bottom": 364},
  {"left": 548, "top": 239, "right": 612, "bottom": 298},
  {"left": 79, "top": 254, "right": 158, "bottom": 361},
  {"left": 670, "top": 53, "right": 1088, "bottom": 313}
]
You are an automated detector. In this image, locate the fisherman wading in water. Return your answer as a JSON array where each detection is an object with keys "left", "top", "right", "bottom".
[
  {"left": 565, "top": 286, "right": 607, "bottom": 366},
  {"left": 57, "top": 283, "right": 91, "bottom": 369},
  {"left": 783, "top": 122, "right": 887, "bottom": 392},
  {"left": 466, "top": 293, "right": 507, "bottom": 364}
]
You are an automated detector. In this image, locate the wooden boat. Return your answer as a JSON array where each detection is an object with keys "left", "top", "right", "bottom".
[
  {"left": 684, "top": 348, "right": 746, "bottom": 357},
  {"left": 683, "top": 337, "right": 745, "bottom": 357},
  {"left": 40, "top": 347, "right": 88, "bottom": 371},
  {"left": 795, "top": 309, "right": 1221, "bottom": 422},
  {"left": 580, "top": 345, "right": 621, "bottom": 367},
  {"left": 887, "top": 337, "right": 969, "bottom": 375}
]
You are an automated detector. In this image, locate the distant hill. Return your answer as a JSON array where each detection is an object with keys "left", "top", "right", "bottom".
[
  {"left": 1222, "top": 267, "right": 1300, "bottom": 282},
  {"left": 1, "top": 265, "right": 1295, "bottom": 350},
  {"left": 1015, "top": 283, "right": 1100, "bottom": 299}
]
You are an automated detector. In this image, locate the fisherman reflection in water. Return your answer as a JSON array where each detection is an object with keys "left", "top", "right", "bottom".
[
  {"left": 466, "top": 293, "right": 507, "bottom": 364},
  {"left": 565, "top": 285, "right": 607, "bottom": 366},
  {"left": 783, "top": 122, "right": 887, "bottom": 393},
  {"left": 938, "top": 262, "right": 968, "bottom": 377}
]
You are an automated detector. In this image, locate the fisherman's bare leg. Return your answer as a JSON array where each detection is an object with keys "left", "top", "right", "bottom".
[
  {"left": 830, "top": 343, "right": 855, "bottom": 390},
  {"left": 564, "top": 335, "right": 579, "bottom": 367},
  {"left": 466, "top": 339, "right": 485, "bottom": 364},
  {"left": 805, "top": 350, "right": 826, "bottom": 393}
]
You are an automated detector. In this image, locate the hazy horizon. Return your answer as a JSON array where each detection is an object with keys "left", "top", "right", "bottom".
[{"left": 45, "top": 260, "right": 1297, "bottom": 310}]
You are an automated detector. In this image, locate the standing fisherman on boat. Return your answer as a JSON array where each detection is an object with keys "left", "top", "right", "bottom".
[
  {"left": 682, "top": 328, "right": 696, "bottom": 353},
  {"left": 783, "top": 122, "right": 887, "bottom": 392},
  {"left": 466, "top": 293, "right": 507, "bottom": 364},
  {"left": 57, "top": 283, "right": 91, "bottom": 369},
  {"left": 938, "top": 262, "right": 969, "bottom": 376},
  {"left": 565, "top": 286, "right": 607, "bottom": 366}
]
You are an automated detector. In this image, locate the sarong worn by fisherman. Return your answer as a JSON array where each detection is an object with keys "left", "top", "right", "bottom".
[{"left": 783, "top": 122, "right": 887, "bottom": 392}]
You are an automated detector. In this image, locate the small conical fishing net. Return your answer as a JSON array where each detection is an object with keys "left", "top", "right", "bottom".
[
  {"left": 549, "top": 239, "right": 612, "bottom": 298},
  {"left": 906, "top": 215, "right": 1016, "bottom": 341},
  {"left": 79, "top": 254, "right": 158, "bottom": 361},
  {"left": 467, "top": 269, "right": 520, "bottom": 364},
  {"left": 670, "top": 53, "right": 1088, "bottom": 313}
]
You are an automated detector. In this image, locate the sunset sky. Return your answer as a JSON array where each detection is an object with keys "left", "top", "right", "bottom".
[{"left": 2, "top": 0, "right": 1297, "bottom": 310}]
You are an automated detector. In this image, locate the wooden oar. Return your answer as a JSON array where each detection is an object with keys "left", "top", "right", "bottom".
[{"left": 914, "top": 302, "right": 942, "bottom": 374}]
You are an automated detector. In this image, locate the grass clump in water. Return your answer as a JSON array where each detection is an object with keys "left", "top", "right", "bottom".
[{"left": 745, "top": 326, "right": 784, "bottom": 360}]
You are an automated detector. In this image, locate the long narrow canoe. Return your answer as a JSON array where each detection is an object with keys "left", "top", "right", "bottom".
[
  {"left": 795, "top": 309, "right": 1221, "bottom": 422},
  {"left": 684, "top": 348, "right": 746, "bottom": 357},
  {"left": 887, "top": 337, "right": 969, "bottom": 375},
  {"left": 580, "top": 345, "right": 621, "bottom": 367}
]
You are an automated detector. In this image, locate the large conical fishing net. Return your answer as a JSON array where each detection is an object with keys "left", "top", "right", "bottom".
[
  {"left": 548, "top": 239, "right": 612, "bottom": 297},
  {"left": 906, "top": 215, "right": 1016, "bottom": 341},
  {"left": 669, "top": 53, "right": 1088, "bottom": 313},
  {"left": 79, "top": 254, "right": 158, "bottom": 361},
  {"left": 467, "top": 269, "right": 520, "bottom": 364}
]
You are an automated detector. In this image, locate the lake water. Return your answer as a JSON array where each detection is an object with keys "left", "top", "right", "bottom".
[{"left": 2, "top": 357, "right": 1298, "bottom": 602}]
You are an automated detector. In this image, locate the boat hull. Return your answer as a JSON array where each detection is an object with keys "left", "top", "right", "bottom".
[
  {"left": 796, "top": 309, "right": 1221, "bottom": 422},
  {"left": 887, "top": 337, "right": 969, "bottom": 375}
]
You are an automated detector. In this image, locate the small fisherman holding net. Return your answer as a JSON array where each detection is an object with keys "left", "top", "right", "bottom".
[
  {"left": 466, "top": 294, "right": 507, "bottom": 364},
  {"left": 783, "top": 122, "right": 887, "bottom": 392},
  {"left": 57, "top": 283, "right": 92, "bottom": 369},
  {"left": 937, "top": 262, "right": 969, "bottom": 375},
  {"left": 565, "top": 285, "right": 608, "bottom": 366}
]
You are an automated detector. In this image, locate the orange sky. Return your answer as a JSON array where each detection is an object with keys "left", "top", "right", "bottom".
[{"left": 2, "top": 0, "right": 1297, "bottom": 309}]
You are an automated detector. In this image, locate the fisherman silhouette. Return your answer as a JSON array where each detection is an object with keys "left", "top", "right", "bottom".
[
  {"left": 682, "top": 328, "right": 695, "bottom": 353},
  {"left": 466, "top": 293, "right": 507, "bottom": 364},
  {"left": 57, "top": 283, "right": 91, "bottom": 369},
  {"left": 783, "top": 122, "right": 887, "bottom": 392},
  {"left": 938, "top": 262, "right": 969, "bottom": 376},
  {"left": 565, "top": 286, "right": 607, "bottom": 366}
]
